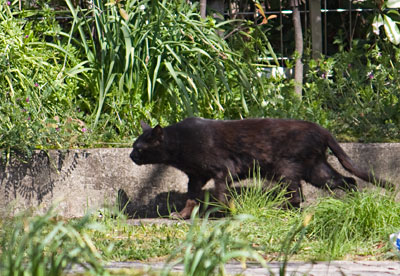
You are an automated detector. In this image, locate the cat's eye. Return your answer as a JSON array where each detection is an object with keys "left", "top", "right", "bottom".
[{"left": 136, "top": 148, "right": 143, "bottom": 153}]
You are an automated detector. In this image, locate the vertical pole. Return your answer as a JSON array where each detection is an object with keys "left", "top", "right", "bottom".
[
  {"left": 280, "top": 0, "right": 284, "bottom": 66},
  {"left": 309, "top": 0, "right": 322, "bottom": 59},
  {"left": 200, "top": 0, "right": 207, "bottom": 19},
  {"left": 324, "top": 0, "right": 327, "bottom": 55},
  {"left": 349, "top": 0, "right": 352, "bottom": 49},
  {"left": 304, "top": 1, "right": 307, "bottom": 46}
]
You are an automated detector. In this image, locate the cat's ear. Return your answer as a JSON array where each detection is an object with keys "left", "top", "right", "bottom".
[
  {"left": 140, "top": 121, "right": 152, "bottom": 131},
  {"left": 151, "top": 125, "right": 164, "bottom": 140}
]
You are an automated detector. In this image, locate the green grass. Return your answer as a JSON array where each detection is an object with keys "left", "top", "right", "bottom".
[
  {"left": 305, "top": 190, "right": 400, "bottom": 260},
  {"left": 0, "top": 207, "right": 107, "bottom": 276},
  {"left": 230, "top": 187, "right": 400, "bottom": 261},
  {"left": 162, "top": 206, "right": 267, "bottom": 276},
  {"left": 1, "top": 185, "right": 400, "bottom": 275}
]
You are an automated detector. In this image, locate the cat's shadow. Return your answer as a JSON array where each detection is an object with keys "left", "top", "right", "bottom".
[
  {"left": 117, "top": 188, "right": 225, "bottom": 219},
  {"left": 116, "top": 185, "right": 282, "bottom": 219},
  {"left": 117, "top": 188, "right": 188, "bottom": 218}
]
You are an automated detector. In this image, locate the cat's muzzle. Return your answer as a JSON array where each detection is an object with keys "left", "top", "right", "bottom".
[{"left": 130, "top": 150, "right": 143, "bottom": 165}]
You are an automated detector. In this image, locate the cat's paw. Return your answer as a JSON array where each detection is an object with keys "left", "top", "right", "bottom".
[
  {"left": 170, "top": 211, "right": 189, "bottom": 220},
  {"left": 170, "top": 199, "right": 198, "bottom": 220}
]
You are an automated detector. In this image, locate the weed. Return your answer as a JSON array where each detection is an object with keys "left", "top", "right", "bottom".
[
  {"left": 306, "top": 190, "right": 400, "bottom": 259},
  {"left": 0, "top": 207, "right": 107, "bottom": 276},
  {"left": 162, "top": 206, "right": 267, "bottom": 276}
]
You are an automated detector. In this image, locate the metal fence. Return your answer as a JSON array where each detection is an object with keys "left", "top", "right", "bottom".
[
  {"left": 16, "top": 0, "right": 378, "bottom": 59},
  {"left": 225, "top": 0, "right": 378, "bottom": 60}
]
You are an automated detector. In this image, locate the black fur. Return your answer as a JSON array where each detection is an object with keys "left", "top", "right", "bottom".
[{"left": 130, "top": 117, "right": 393, "bottom": 219}]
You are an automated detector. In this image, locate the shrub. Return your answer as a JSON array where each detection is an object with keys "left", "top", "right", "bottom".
[
  {"left": 303, "top": 40, "right": 400, "bottom": 141},
  {"left": 0, "top": 1, "right": 89, "bottom": 156}
]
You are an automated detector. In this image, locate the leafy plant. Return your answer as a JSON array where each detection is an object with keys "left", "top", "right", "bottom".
[
  {"left": 0, "top": 207, "right": 107, "bottom": 276},
  {"left": 162, "top": 206, "right": 267, "bottom": 276},
  {"left": 65, "top": 0, "right": 278, "bottom": 128},
  {"left": 0, "top": 0, "right": 90, "bottom": 155},
  {"left": 227, "top": 166, "right": 292, "bottom": 218},
  {"left": 372, "top": 0, "right": 400, "bottom": 45},
  {"left": 303, "top": 38, "right": 400, "bottom": 141},
  {"left": 306, "top": 190, "right": 400, "bottom": 259}
]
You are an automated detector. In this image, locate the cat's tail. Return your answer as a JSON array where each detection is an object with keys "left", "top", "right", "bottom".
[{"left": 326, "top": 132, "right": 395, "bottom": 190}]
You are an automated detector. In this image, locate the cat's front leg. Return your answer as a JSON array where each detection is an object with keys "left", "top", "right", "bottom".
[
  {"left": 171, "top": 198, "right": 198, "bottom": 219},
  {"left": 170, "top": 176, "right": 204, "bottom": 219}
]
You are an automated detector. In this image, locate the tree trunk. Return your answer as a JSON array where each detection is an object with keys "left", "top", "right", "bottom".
[
  {"left": 207, "top": 0, "right": 224, "bottom": 20},
  {"left": 200, "top": 0, "right": 207, "bottom": 19},
  {"left": 291, "top": 0, "right": 303, "bottom": 98}
]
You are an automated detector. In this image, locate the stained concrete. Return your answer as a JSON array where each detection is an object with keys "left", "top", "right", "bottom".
[
  {"left": 68, "top": 261, "right": 400, "bottom": 275},
  {"left": 0, "top": 143, "right": 399, "bottom": 218}
]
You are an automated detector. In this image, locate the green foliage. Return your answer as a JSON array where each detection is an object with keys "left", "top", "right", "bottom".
[
  {"left": 0, "top": 207, "right": 107, "bottom": 276},
  {"left": 227, "top": 167, "right": 290, "bottom": 218},
  {"left": 65, "top": 0, "right": 277, "bottom": 130},
  {"left": 94, "top": 219, "right": 187, "bottom": 261},
  {"left": 306, "top": 190, "right": 400, "bottom": 259},
  {"left": 0, "top": 1, "right": 91, "bottom": 156},
  {"left": 303, "top": 40, "right": 400, "bottom": 141},
  {"left": 2, "top": 0, "right": 400, "bottom": 155},
  {"left": 228, "top": 179, "right": 400, "bottom": 260},
  {"left": 372, "top": 0, "right": 400, "bottom": 45},
  {"left": 162, "top": 206, "right": 267, "bottom": 276},
  {"left": 2, "top": 189, "right": 400, "bottom": 275}
]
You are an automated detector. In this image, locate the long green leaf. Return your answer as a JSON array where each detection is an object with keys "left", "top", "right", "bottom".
[
  {"left": 189, "top": 248, "right": 205, "bottom": 275},
  {"left": 372, "top": 14, "right": 384, "bottom": 35},
  {"left": 383, "top": 14, "right": 400, "bottom": 45},
  {"left": 151, "top": 54, "right": 163, "bottom": 99},
  {"left": 165, "top": 61, "right": 193, "bottom": 115},
  {"left": 165, "top": 44, "right": 182, "bottom": 64},
  {"left": 387, "top": 0, "right": 400, "bottom": 8}
]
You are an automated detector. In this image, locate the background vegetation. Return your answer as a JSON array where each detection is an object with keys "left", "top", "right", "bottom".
[{"left": 1, "top": 0, "right": 400, "bottom": 159}]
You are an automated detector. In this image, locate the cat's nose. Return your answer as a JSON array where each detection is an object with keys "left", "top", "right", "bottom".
[
  {"left": 130, "top": 150, "right": 142, "bottom": 164},
  {"left": 129, "top": 151, "right": 136, "bottom": 162}
]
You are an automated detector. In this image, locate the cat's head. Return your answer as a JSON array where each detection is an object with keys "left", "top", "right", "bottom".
[{"left": 130, "top": 121, "right": 167, "bottom": 165}]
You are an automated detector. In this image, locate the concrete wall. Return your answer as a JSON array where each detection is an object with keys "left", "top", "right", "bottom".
[{"left": 0, "top": 144, "right": 399, "bottom": 218}]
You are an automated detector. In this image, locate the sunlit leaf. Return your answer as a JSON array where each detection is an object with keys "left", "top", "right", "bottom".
[
  {"left": 119, "top": 7, "right": 129, "bottom": 20},
  {"left": 383, "top": 14, "right": 400, "bottom": 45},
  {"left": 386, "top": 0, "right": 400, "bottom": 8},
  {"left": 372, "top": 14, "right": 384, "bottom": 35}
]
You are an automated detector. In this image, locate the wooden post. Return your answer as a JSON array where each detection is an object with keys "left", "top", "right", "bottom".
[
  {"left": 207, "top": 0, "right": 224, "bottom": 20},
  {"left": 309, "top": 0, "right": 322, "bottom": 59},
  {"left": 200, "top": 0, "right": 207, "bottom": 19}
]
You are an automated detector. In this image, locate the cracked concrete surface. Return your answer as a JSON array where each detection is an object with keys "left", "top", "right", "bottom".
[{"left": 1, "top": 144, "right": 399, "bottom": 217}]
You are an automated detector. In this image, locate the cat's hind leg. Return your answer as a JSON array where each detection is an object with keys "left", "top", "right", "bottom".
[
  {"left": 306, "top": 161, "right": 357, "bottom": 191},
  {"left": 280, "top": 178, "right": 303, "bottom": 208},
  {"left": 275, "top": 162, "right": 304, "bottom": 208}
]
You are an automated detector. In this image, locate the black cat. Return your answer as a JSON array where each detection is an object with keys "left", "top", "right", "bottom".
[{"left": 130, "top": 117, "right": 393, "bottom": 219}]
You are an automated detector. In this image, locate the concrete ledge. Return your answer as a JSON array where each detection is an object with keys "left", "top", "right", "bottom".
[
  {"left": 69, "top": 260, "right": 400, "bottom": 275},
  {"left": 0, "top": 144, "right": 399, "bottom": 218}
]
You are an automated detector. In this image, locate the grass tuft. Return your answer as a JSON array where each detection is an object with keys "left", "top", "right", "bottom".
[
  {"left": 305, "top": 190, "right": 400, "bottom": 259},
  {"left": 162, "top": 206, "right": 267, "bottom": 276},
  {"left": 0, "top": 207, "right": 107, "bottom": 276}
]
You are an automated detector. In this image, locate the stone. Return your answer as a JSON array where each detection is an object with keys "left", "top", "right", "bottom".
[{"left": 0, "top": 144, "right": 399, "bottom": 218}]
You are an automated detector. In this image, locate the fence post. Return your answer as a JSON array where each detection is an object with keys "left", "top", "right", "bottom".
[{"left": 309, "top": 0, "right": 322, "bottom": 59}]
